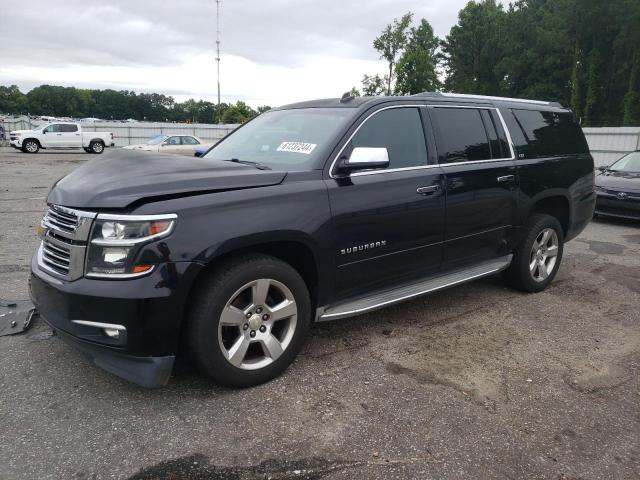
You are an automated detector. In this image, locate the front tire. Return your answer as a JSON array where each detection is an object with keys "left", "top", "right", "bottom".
[
  {"left": 22, "top": 139, "right": 39, "bottom": 153},
  {"left": 503, "top": 213, "right": 564, "bottom": 293},
  {"left": 186, "top": 254, "right": 311, "bottom": 387}
]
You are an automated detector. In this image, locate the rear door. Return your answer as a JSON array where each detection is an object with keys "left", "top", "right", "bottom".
[
  {"left": 59, "top": 124, "right": 82, "bottom": 148},
  {"left": 326, "top": 105, "right": 446, "bottom": 301},
  {"left": 180, "top": 135, "right": 200, "bottom": 155},
  {"left": 429, "top": 105, "right": 518, "bottom": 269}
]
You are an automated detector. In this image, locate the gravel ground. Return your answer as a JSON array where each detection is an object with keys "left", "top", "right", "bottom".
[{"left": 0, "top": 147, "right": 639, "bottom": 480}]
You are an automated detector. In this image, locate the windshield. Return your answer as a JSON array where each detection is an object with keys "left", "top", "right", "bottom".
[
  {"left": 203, "top": 108, "right": 353, "bottom": 170},
  {"left": 147, "top": 135, "right": 169, "bottom": 145},
  {"left": 609, "top": 152, "right": 640, "bottom": 173}
]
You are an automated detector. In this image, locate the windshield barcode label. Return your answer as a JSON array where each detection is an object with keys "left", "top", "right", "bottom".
[{"left": 277, "top": 142, "right": 317, "bottom": 155}]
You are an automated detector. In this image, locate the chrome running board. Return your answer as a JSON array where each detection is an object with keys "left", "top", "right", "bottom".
[{"left": 316, "top": 255, "right": 512, "bottom": 322}]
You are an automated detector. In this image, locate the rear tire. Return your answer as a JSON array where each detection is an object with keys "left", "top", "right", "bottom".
[
  {"left": 22, "top": 139, "right": 39, "bottom": 153},
  {"left": 186, "top": 254, "right": 311, "bottom": 387},
  {"left": 89, "top": 141, "right": 104, "bottom": 154},
  {"left": 503, "top": 213, "right": 564, "bottom": 293}
]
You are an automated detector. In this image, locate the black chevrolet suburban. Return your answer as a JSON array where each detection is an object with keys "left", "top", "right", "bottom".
[{"left": 29, "top": 92, "right": 595, "bottom": 388}]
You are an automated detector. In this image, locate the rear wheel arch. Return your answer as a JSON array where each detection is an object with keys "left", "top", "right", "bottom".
[{"left": 528, "top": 194, "right": 571, "bottom": 237}]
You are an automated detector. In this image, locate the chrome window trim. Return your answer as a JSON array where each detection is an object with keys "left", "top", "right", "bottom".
[
  {"left": 71, "top": 320, "right": 126, "bottom": 331},
  {"left": 329, "top": 104, "right": 428, "bottom": 179},
  {"left": 329, "top": 104, "right": 516, "bottom": 179}
]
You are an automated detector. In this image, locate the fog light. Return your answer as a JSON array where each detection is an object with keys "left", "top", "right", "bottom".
[{"left": 103, "top": 328, "right": 121, "bottom": 339}]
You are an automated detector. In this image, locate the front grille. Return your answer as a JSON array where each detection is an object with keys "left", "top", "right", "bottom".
[
  {"left": 41, "top": 239, "right": 71, "bottom": 275},
  {"left": 44, "top": 206, "right": 79, "bottom": 233},
  {"left": 36, "top": 205, "right": 97, "bottom": 280}
]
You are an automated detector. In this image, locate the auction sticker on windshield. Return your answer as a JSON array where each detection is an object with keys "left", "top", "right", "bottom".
[{"left": 276, "top": 142, "right": 317, "bottom": 154}]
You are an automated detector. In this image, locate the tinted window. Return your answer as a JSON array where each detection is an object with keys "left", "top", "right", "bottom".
[
  {"left": 60, "top": 124, "right": 78, "bottom": 132},
  {"left": 351, "top": 108, "right": 427, "bottom": 169},
  {"left": 512, "top": 109, "right": 588, "bottom": 157},
  {"left": 432, "top": 108, "right": 492, "bottom": 163},
  {"left": 181, "top": 136, "right": 199, "bottom": 145},
  {"left": 166, "top": 136, "right": 180, "bottom": 145},
  {"left": 480, "top": 110, "right": 510, "bottom": 158},
  {"left": 44, "top": 124, "right": 62, "bottom": 133}
]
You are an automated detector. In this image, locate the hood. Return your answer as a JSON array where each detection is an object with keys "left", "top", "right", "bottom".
[
  {"left": 47, "top": 149, "right": 287, "bottom": 209},
  {"left": 122, "top": 144, "right": 157, "bottom": 150},
  {"left": 9, "top": 129, "right": 36, "bottom": 135},
  {"left": 596, "top": 170, "right": 640, "bottom": 193}
]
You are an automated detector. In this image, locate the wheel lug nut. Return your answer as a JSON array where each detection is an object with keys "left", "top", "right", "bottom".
[
  {"left": 246, "top": 312, "right": 252, "bottom": 318},
  {"left": 259, "top": 325, "right": 266, "bottom": 333},
  {"left": 243, "top": 323, "right": 248, "bottom": 330},
  {"left": 262, "top": 314, "right": 269, "bottom": 321},
  {"left": 250, "top": 330, "right": 256, "bottom": 338},
  {"left": 256, "top": 307, "right": 263, "bottom": 314}
]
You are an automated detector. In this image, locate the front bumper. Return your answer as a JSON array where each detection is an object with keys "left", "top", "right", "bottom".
[
  {"left": 595, "top": 192, "right": 640, "bottom": 220},
  {"left": 29, "top": 256, "right": 203, "bottom": 387},
  {"left": 10, "top": 138, "right": 21, "bottom": 148}
]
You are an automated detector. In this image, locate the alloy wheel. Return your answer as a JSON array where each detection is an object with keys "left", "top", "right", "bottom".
[
  {"left": 529, "top": 228, "right": 559, "bottom": 282},
  {"left": 217, "top": 278, "right": 298, "bottom": 370}
]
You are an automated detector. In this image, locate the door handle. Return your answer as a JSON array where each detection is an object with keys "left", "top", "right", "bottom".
[
  {"left": 497, "top": 175, "right": 515, "bottom": 183},
  {"left": 416, "top": 185, "right": 440, "bottom": 195},
  {"left": 56, "top": 133, "right": 62, "bottom": 136}
]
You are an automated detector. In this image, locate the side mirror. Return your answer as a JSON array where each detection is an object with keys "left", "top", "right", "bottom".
[
  {"left": 194, "top": 151, "right": 202, "bottom": 157},
  {"left": 42, "top": 130, "right": 47, "bottom": 134},
  {"left": 339, "top": 147, "right": 390, "bottom": 173},
  {"left": 597, "top": 165, "right": 608, "bottom": 172}
]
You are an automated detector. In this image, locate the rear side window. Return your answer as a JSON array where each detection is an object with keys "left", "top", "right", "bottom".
[
  {"left": 181, "top": 136, "right": 199, "bottom": 145},
  {"left": 431, "top": 108, "right": 494, "bottom": 163},
  {"left": 512, "top": 109, "right": 588, "bottom": 157},
  {"left": 60, "top": 124, "right": 78, "bottom": 132},
  {"left": 351, "top": 107, "right": 428, "bottom": 169}
]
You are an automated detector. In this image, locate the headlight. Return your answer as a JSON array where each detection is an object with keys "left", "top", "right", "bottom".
[{"left": 86, "top": 213, "right": 176, "bottom": 278}]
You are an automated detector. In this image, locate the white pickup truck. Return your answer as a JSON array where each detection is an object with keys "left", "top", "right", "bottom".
[{"left": 9, "top": 122, "right": 114, "bottom": 154}]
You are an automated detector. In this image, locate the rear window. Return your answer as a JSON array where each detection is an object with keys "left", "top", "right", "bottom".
[
  {"left": 512, "top": 109, "right": 588, "bottom": 157},
  {"left": 431, "top": 107, "right": 504, "bottom": 163}
]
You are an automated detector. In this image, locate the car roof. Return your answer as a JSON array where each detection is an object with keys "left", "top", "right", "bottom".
[{"left": 277, "top": 92, "right": 567, "bottom": 113}]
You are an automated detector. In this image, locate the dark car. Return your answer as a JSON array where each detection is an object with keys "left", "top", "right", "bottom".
[
  {"left": 594, "top": 151, "right": 640, "bottom": 220},
  {"left": 29, "top": 92, "right": 596, "bottom": 388}
]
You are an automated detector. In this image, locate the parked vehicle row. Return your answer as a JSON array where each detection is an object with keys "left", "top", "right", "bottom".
[
  {"left": 9, "top": 122, "right": 114, "bottom": 154},
  {"left": 123, "top": 134, "right": 212, "bottom": 156},
  {"left": 29, "top": 92, "right": 596, "bottom": 388},
  {"left": 594, "top": 151, "right": 640, "bottom": 220}
]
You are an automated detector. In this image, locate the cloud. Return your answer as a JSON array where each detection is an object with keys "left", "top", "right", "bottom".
[{"left": 0, "top": 0, "right": 503, "bottom": 106}]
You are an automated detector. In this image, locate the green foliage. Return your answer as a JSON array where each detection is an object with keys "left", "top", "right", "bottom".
[
  {"left": 395, "top": 19, "right": 441, "bottom": 95},
  {"left": 441, "top": 0, "right": 507, "bottom": 95},
  {"left": 0, "top": 84, "right": 259, "bottom": 124},
  {"left": 438, "top": 0, "right": 640, "bottom": 126},
  {"left": 361, "top": 74, "right": 388, "bottom": 96},
  {"left": 373, "top": 13, "right": 414, "bottom": 95},
  {"left": 221, "top": 101, "right": 256, "bottom": 124}
]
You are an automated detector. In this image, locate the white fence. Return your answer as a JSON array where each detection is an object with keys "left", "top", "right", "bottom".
[
  {"left": 583, "top": 127, "right": 640, "bottom": 167},
  {"left": 0, "top": 116, "right": 239, "bottom": 147},
  {"left": 1, "top": 116, "right": 637, "bottom": 166}
]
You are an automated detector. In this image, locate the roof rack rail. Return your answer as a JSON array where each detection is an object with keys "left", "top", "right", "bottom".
[{"left": 412, "top": 91, "right": 562, "bottom": 108}]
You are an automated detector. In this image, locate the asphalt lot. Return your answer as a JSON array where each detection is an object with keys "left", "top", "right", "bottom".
[{"left": 0, "top": 146, "right": 639, "bottom": 480}]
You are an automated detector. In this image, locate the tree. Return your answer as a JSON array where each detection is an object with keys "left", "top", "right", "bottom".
[
  {"left": 0, "top": 85, "right": 27, "bottom": 114},
  {"left": 361, "top": 74, "right": 388, "bottom": 96},
  {"left": 221, "top": 101, "right": 257, "bottom": 124},
  {"left": 373, "top": 13, "right": 413, "bottom": 95},
  {"left": 257, "top": 105, "right": 272, "bottom": 114},
  {"left": 441, "top": 0, "right": 508, "bottom": 95},
  {"left": 395, "top": 19, "right": 441, "bottom": 95}
]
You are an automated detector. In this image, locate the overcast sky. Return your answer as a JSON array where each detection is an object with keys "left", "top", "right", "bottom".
[{"left": 0, "top": 0, "right": 489, "bottom": 107}]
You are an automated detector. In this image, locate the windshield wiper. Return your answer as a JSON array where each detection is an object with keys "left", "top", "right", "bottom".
[{"left": 222, "top": 158, "right": 271, "bottom": 170}]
